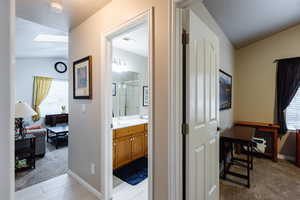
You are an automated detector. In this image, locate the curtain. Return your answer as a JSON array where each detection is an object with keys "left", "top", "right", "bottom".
[
  {"left": 276, "top": 57, "right": 300, "bottom": 134},
  {"left": 32, "top": 76, "right": 53, "bottom": 121}
]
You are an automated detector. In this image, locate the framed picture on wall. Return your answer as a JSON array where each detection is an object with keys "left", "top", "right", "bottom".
[
  {"left": 219, "top": 70, "right": 232, "bottom": 110},
  {"left": 143, "top": 86, "right": 149, "bottom": 106},
  {"left": 112, "top": 83, "right": 116, "bottom": 96},
  {"left": 73, "top": 56, "right": 92, "bottom": 99}
]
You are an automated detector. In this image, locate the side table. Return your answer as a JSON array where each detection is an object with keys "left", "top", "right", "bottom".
[{"left": 15, "top": 134, "right": 36, "bottom": 172}]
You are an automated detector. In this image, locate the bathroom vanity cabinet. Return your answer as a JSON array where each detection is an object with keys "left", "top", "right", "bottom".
[{"left": 113, "top": 124, "right": 148, "bottom": 169}]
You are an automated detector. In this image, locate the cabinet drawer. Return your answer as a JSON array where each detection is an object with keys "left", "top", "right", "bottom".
[
  {"left": 115, "top": 127, "right": 131, "bottom": 138},
  {"left": 128, "top": 125, "right": 145, "bottom": 134},
  {"left": 115, "top": 124, "right": 145, "bottom": 138}
]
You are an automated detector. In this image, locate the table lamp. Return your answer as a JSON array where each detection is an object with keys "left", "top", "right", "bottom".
[{"left": 15, "top": 102, "right": 37, "bottom": 138}]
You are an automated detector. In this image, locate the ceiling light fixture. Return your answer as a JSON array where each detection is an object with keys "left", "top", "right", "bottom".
[
  {"left": 34, "top": 34, "right": 68, "bottom": 43},
  {"left": 122, "top": 37, "right": 135, "bottom": 42},
  {"left": 50, "top": 0, "right": 63, "bottom": 13},
  {"left": 123, "top": 37, "right": 131, "bottom": 41},
  {"left": 112, "top": 58, "right": 128, "bottom": 73}
]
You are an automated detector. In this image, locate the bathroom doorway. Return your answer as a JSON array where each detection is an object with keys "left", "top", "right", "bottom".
[{"left": 102, "top": 9, "right": 153, "bottom": 200}]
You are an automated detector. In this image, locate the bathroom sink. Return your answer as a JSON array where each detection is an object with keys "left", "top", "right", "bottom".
[
  {"left": 113, "top": 118, "right": 148, "bottom": 128},
  {"left": 118, "top": 119, "right": 144, "bottom": 125},
  {"left": 118, "top": 120, "right": 133, "bottom": 125}
]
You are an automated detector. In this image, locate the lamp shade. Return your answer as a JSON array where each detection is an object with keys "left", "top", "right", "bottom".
[{"left": 15, "top": 102, "right": 37, "bottom": 118}]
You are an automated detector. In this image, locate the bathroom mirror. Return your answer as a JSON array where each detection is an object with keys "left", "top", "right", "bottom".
[
  {"left": 112, "top": 71, "right": 141, "bottom": 117},
  {"left": 111, "top": 33, "right": 149, "bottom": 119}
]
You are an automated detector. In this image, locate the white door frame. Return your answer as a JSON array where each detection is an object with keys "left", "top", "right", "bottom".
[
  {"left": 169, "top": 1, "right": 184, "bottom": 200},
  {"left": 169, "top": 1, "right": 220, "bottom": 200},
  {"left": 101, "top": 8, "right": 154, "bottom": 200}
]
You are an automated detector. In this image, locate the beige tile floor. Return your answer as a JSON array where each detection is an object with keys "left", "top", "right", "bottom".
[
  {"left": 113, "top": 178, "right": 148, "bottom": 200},
  {"left": 16, "top": 157, "right": 300, "bottom": 200},
  {"left": 15, "top": 173, "right": 148, "bottom": 200},
  {"left": 15, "top": 174, "right": 98, "bottom": 200}
]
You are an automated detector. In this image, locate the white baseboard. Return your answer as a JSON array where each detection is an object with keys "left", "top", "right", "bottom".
[
  {"left": 278, "top": 154, "right": 296, "bottom": 162},
  {"left": 67, "top": 170, "right": 104, "bottom": 200}
]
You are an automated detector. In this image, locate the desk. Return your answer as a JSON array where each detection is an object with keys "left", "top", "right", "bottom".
[
  {"left": 221, "top": 126, "right": 255, "bottom": 188},
  {"left": 235, "top": 121, "right": 280, "bottom": 162}
]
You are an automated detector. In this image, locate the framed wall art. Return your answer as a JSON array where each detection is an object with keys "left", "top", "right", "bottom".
[
  {"left": 219, "top": 69, "right": 232, "bottom": 110},
  {"left": 73, "top": 56, "right": 92, "bottom": 99},
  {"left": 143, "top": 86, "right": 149, "bottom": 106},
  {"left": 112, "top": 83, "right": 116, "bottom": 96}
]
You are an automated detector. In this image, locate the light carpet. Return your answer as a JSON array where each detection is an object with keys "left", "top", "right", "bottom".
[
  {"left": 15, "top": 143, "right": 68, "bottom": 191},
  {"left": 220, "top": 156, "right": 300, "bottom": 200}
]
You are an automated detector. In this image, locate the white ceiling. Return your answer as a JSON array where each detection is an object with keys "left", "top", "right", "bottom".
[
  {"left": 203, "top": 0, "right": 300, "bottom": 48},
  {"left": 16, "top": 0, "right": 111, "bottom": 31},
  {"left": 15, "top": 0, "right": 300, "bottom": 50},
  {"left": 113, "top": 24, "right": 148, "bottom": 57},
  {"left": 16, "top": 17, "right": 68, "bottom": 59}
]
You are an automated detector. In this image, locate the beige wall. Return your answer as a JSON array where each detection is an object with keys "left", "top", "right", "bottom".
[
  {"left": 235, "top": 24, "right": 300, "bottom": 158},
  {"left": 191, "top": 2, "right": 235, "bottom": 130},
  {"left": 0, "top": 0, "right": 15, "bottom": 199},
  {"left": 69, "top": 1, "right": 236, "bottom": 199},
  {"left": 69, "top": 0, "right": 169, "bottom": 199},
  {"left": 235, "top": 24, "right": 300, "bottom": 123}
]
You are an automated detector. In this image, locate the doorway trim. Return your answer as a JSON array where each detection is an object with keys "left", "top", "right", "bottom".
[
  {"left": 169, "top": 1, "right": 184, "bottom": 200},
  {"left": 101, "top": 8, "right": 154, "bottom": 200}
]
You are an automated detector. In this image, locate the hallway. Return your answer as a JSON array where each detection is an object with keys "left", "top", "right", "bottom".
[
  {"left": 15, "top": 174, "right": 97, "bottom": 200},
  {"left": 16, "top": 173, "right": 148, "bottom": 200}
]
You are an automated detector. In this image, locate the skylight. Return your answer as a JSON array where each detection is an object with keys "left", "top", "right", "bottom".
[{"left": 34, "top": 34, "right": 68, "bottom": 43}]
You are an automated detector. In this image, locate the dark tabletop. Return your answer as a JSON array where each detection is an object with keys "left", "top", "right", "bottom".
[
  {"left": 221, "top": 126, "right": 255, "bottom": 142},
  {"left": 47, "top": 125, "right": 69, "bottom": 133}
]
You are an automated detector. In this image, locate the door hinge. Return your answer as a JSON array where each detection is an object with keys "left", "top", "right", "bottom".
[
  {"left": 182, "top": 123, "right": 189, "bottom": 135},
  {"left": 182, "top": 30, "right": 189, "bottom": 45}
]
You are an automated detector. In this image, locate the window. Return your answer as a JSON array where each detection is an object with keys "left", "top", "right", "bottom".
[
  {"left": 286, "top": 87, "right": 300, "bottom": 130},
  {"left": 40, "top": 79, "right": 68, "bottom": 117}
]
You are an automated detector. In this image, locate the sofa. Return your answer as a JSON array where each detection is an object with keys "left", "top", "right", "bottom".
[
  {"left": 15, "top": 127, "right": 47, "bottom": 157},
  {"left": 26, "top": 128, "right": 47, "bottom": 157}
]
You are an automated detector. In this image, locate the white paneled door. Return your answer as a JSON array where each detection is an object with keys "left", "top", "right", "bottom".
[{"left": 184, "top": 9, "right": 220, "bottom": 200}]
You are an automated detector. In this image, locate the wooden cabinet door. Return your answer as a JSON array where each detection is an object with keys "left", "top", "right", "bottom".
[
  {"left": 113, "top": 141, "right": 117, "bottom": 169},
  {"left": 115, "top": 136, "right": 132, "bottom": 168},
  {"left": 131, "top": 132, "right": 145, "bottom": 161},
  {"left": 144, "top": 132, "right": 148, "bottom": 156}
]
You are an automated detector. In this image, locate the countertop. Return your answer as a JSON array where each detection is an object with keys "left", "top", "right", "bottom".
[{"left": 112, "top": 118, "right": 148, "bottom": 130}]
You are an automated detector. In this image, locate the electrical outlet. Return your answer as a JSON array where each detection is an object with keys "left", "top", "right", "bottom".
[{"left": 91, "top": 163, "right": 95, "bottom": 175}]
